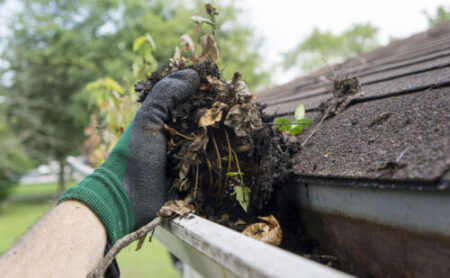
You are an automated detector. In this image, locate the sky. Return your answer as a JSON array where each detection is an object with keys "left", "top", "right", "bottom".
[
  {"left": 0, "top": 0, "right": 448, "bottom": 89},
  {"left": 236, "top": 0, "right": 448, "bottom": 84}
]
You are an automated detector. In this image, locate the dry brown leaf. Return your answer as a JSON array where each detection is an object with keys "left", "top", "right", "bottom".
[
  {"left": 174, "top": 129, "right": 209, "bottom": 189},
  {"left": 169, "top": 46, "right": 188, "bottom": 68},
  {"left": 158, "top": 200, "right": 196, "bottom": 218},
  {"left": 224, "top": 103, "right": 263, "bottom": 137},
  {"left": 241, "top": 215, "right": 282, "bottom": 246},
  {"left": 219, "top": 213, "right": 230, "bottom": 223},
  {"left": 206, "top": 75, "right": 227, "bottom": 91},
  {"left": 234, "top": 80, "right": 253, "bottom": 102},
  {"left": 198, "top": 101, "right": 228, "bottom": 127},
  {"left": 235, "top": 219, "right": 246, "bottom": 225},
  {"left": 180, "top": 34, "right": 195, "bottom": 53},
  {"left": 199, "top": 34, "right": 220, "bottom": 63},
  {"left": 223, "top": 78, "right": 263, "bottom": 137}
]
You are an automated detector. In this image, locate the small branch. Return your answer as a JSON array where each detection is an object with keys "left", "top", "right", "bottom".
[
  {"left": 88, "top": 195, "right": 194, "bottom": 278},
  {"left": 265, "top": 122, "right": 311, "bottom": 126},
  {"left": 194, "top": 163, "right": 199, "bottom": 198},
  {"left": 223, "top": 128, "right": 233, "bottom": 194},
  {"left": 204, "top": 152, "right": 214, "bottom": 191},
  {"left": 163, "top": 124, "right": 195, "bottom": 140},
  {"left": 210, "top": 131, "right": 223, "bottom": 194},
  {"left": 301, "top": 115, "right": 326, "bottom": 147},
  {"left": 87, "top": 217, "right": 162, "bottom": 278},
  {"left": 231, "top": 150, "right": 245, "bottom": 188}
]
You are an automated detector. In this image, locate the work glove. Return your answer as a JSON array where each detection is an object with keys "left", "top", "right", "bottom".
[{"left": 59, "top": 69, "right": 200, "bottom": 245}]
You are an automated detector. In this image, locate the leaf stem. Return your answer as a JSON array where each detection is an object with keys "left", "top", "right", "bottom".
[
  {"left": 231, "top": 149, "right": 245, "bottom": 189},
  {"left": 223, "top": 128, "right": 233, "bottom": 192},
  {"left": 210, "top": 131, "right": 223, "bottom": 193},
  {"left": 194, "top": 163, "right": 199, "bottom": 198}
]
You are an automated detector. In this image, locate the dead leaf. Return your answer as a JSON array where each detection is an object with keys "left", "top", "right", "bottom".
[
  {"left": 320, "top": 76, "right": 361, "bottom": 118},
  {"left": 172, "top": 128, "right": 209, "bottom": 190},
  {"left": 158, "top": 200, "right": 196, "bottom": 218},
  {"left": 219, "top": 213, "right": 230, "bottom": 223},
  {"left": 223, "top": 77, "right": 263, "bottom": 137},
  {"left": 235, "top": 219, "right": 246, "bottom": 225},
  {"left": 234, "top": 80, "right": 253, "bottom": 102},
  {"left": 199, "top": 101, "right": 228, "bottom": 127},
  {"left": 241, "top": 215, "right": 282, "bottom": 246},
  {"left": 199, "top": 34, "right": 220, "bottom": 63},
  {"left": 207, "top": 75, "right": 227, "bottom": 91},
  {"left": 169, "top": 47, "right": 188, "bottom": 68},
  {"left": 224, "top": 103, "right": 263, "bottom": 137},
  {"left": 180, "top": 34, "right": 195, "bottom": 53}
]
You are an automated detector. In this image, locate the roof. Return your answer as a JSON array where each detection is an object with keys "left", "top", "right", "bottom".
[{"left": 257, "top": 22, "right": 450, "bottom": 188}]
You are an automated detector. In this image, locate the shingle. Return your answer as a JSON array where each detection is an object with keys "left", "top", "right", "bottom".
[
  {"left": 256, "top": 22, "right": 450, "bottom": 185},
  {"left": 292, "top": 88, "right": 450, "bottom": 183}
]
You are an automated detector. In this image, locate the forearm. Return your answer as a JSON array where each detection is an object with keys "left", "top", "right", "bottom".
[{"left": 0, "top": 200, "right": 107, "bottom": 278}]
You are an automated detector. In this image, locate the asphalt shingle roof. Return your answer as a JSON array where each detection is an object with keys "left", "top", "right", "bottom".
[{"left": 257, "top": 22, "right": 450, "bottom": 187}]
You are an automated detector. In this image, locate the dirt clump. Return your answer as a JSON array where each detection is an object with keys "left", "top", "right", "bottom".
[{"left": 135, "top": 61, "right": 297, "bottom": 223}]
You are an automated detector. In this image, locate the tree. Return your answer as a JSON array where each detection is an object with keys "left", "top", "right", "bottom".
[
  {"left": 283, "top": 23, "right": 379, "bottom": 72},
  {"left": 0, "top": 102, "right": 32, "bottom": 203},
  {"left": 425, "top": 6, "right": 450, "bottom": 27},
  {"left": 1, "top": 0, "right": 268, "bottom": 193}
]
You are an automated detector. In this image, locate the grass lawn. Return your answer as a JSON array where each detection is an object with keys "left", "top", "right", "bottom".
[
  {"left": 10, "top": 181, "right": 77, "bottom": 197},
  {"left": 0, "top": 182, "right": 180, "bottom": 278}
]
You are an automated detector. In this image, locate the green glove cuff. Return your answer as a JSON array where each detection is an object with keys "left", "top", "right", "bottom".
[
  {"left": 59, "top": 120, "right": 136, "bottom": 245},
  {"left": 59, "top": 167, "right": 136, "bottom": 244}
]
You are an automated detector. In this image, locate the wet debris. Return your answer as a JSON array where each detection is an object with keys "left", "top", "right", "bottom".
[
  {"left": 158, "top": 200, "right": 196, "bottom": 218},
  {"left": 241, "top": 215, "right": 282, "bottom": 246},
  {"left": 301, "top": 76, "right": 362, "bottom": 147},
  {"left": 320, "top": 76, "right": 362, "bottom": 118},
  {"left": 376, "top": 161, "right": 406, "bottom": 178},
  {"left": 369, "top": 112, "right": 391, "bottom": 127},
  {"left": 137, "top": 61, "right": 294, "bottom": 225}
]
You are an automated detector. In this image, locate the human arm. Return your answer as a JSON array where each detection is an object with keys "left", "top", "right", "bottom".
[
  {"left": 0, "top": 200, "right": 107, "bottom": 278},
  {"left": 0, "top": 69, "right": 200, "bottom": 277}
]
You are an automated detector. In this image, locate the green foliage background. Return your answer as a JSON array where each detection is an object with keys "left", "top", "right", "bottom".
[
  {"left": 0, "top": 0, "right": 269, "bottom": 193},
  {"left": 1, "top": 1, "right": 448, "bottom": 200},
  {"left": 0, "top": 106, "right": 32, "bottom": 202},
  {"left": 283, "top": 23, "right": 379, "bottom": 72},
  {"left": 426, "top": 5, "right": 450, "bottom": 27}
]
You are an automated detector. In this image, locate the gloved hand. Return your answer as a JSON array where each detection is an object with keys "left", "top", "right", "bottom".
[{"left": 60, "top": 69, "right": 200, "bottom": 244}]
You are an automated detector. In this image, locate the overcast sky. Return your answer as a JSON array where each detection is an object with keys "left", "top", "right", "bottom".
[
  {"left": 236, "top": 0, "right": 448, "bottom": 84},
  {"left": 1, "top": 0, "right": 448, "bottom": 87}
]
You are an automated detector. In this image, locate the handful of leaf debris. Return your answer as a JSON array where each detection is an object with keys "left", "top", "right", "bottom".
[
  {"left": 136, "top": 62, "right": 293, "bottom": 215},
  {"left": 134, "top": 3, "right": 297, "bottom": 247}
]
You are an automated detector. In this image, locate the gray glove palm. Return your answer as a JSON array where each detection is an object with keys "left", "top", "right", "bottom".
[{"left": 60, "top": 69, "right": 200, "bottom": 244}]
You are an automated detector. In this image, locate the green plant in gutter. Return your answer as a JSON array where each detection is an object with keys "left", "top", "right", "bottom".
[
  {"left": 226, "top": 150, "right": 250, "bottom": 212},
  {"left": 274, "top": 104, "right": 312, "bottom": 135}
]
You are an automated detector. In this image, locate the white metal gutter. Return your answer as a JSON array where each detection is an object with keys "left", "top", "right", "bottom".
[
  {"left": 294, "top": 182, "right": 450, "bottom": 236},
  {"left": 155, "top": 214, "right": 352, "bottom": 278},
  {"left": 67, "top": 156, "right": 94, "bottom": 177},
  {"left": 67, "top": 157, "right": 352, "bottom": 278}
]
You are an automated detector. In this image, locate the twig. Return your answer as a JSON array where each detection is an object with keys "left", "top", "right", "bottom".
[
  {"left": 210, "top": 131, "right": 223, "bottom": 193},
  {"left": 223, "top": 128, "right": 233, "bottom": 194},
  {"left": 321, "top": 56, "right": 337, "bottom": 80},
  {"left": 87, "top": 217, "right": 162, "bottom": 278},
  {"left": 396, "top": 146, "right": 410, "bottom": 162},
  {"left": 163, "top": 124, "right": 195, "bottom": 140},
  {"left": 231, "top": 150, "right": 245, "bottom": 188},
  {"left": 89, "top": 194, "right": 194, "bottom": 278},
  {"left": 194, "top": 163, "right": 199, "bottom": 198},
  {"left": 204, "top": 153, "right": 214, "bottom": 191},
  {"left": 265, "top": 122, "right": 311, "bottom": 126},
  {"left": 301, "top": 114, "right": 326, "bottom": 148}
]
